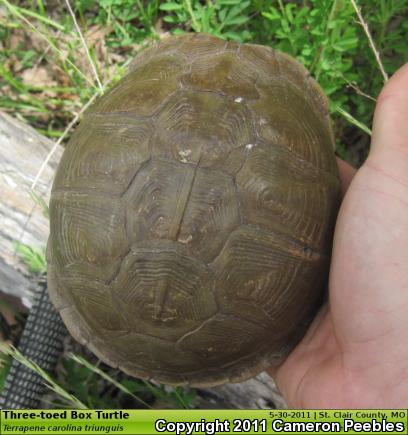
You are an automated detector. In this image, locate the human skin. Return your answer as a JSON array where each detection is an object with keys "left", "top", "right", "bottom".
[{"left": 269, "top": 63, "right": 408, "bottom": 408}]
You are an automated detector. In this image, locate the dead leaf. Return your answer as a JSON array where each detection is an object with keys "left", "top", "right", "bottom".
[
  {"left": 30, "top": 31, "right": 49, "bottom": 53},
  {"left": 21, "top": 67, "right": 57, "bottom": 88},
  {"left": 9, "top": 29, "right": 25, "bottom": 50},
  {"left": 85, "top": 25, "right": 113, "bottom": 46},
  {"left": 155, "top": 19, "right": 170, "bottom": 40}
]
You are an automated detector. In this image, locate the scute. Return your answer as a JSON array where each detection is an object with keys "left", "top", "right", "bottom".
[
  {"left": 181, "top": 52, "right": 260, "bottom": 100},
  {"left": 59, "top": 305, "right": 91, "bottom": 346},
  {"left": 107, "top": 332, "right": 205, "bottom": 381},
  {"left": 236, "top": 144, "right": 340, "bottom": 249},
  {"left": 52, "top": 115, "right": 151, "bottom": 195},
  {"left": 276, "top": 51, "right": 330, "bottom": 118},
  {"left": 177, "top": 33, "right": 226, "bottom": 58},
  {"left": 59, "top": 263, "right": 129, "bottom": 338},
  {"left": 177, "top": 313, "right": 266, "bottom": 366},
  {"left": 48, "top": 33, "right": 341, "bottom": 387},
  {"left": 213, "top": 226, "right": 326, "bottom": 330},
  {"left": 91, "top": 67, "right": 182, "bottom": 116},
  {"left": 124, "top": 159, "right": 241, "bottom": 262},
  {"left": 49, "top": 191, "right": 127, "bottom": 280},
  {"left": 248, "top": 81, "right": 336, "bottom": 171},
  {"left": 151, "top": 90, "right": 255, "bottom": 168},
  {"left": 111, "top": 241, "right": 218, "bottom": 341},
  {"left": 238, "top": 43, "right": 279, "bottom": 79}
]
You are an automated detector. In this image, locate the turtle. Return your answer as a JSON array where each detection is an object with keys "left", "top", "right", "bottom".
[{"left": 47, "top": 33, "right": 341, "bottom": 387}]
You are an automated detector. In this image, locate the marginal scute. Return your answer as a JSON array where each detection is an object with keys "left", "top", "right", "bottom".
[
  {"left": 129, "top": 52, "right": 186, "bottom": 79},
  {"left": 224, "top": 40, "right": 241, "bottom": 52},
  {"left": 91, "top": 69, "right": 179, "bottom": 116},
  {"left": 47, "top": 265, "right": 70, "bottom": 311},
  {"left": 177, "top": 33, "right": 226, "bottom": 58},
  {"left": 276, "top": 51, "right": 331, "bottom": 119},
  {"left": 108, "top": 333, "right": 204, "bottom": 376},
  {"left": 238, "top": 44, "right": 279, "bottom": 80},
  {"left": 48, "top": 33, "right": 341, "bottom": 387},
  {"left": 59, "top": 263, "right": 129, "bottom": 338},
  {"left": 177, "top": 313, "right": 266, "bottom": 367},
  {"left": 128, "top": 37, "right": 186, "bottom": 72},
  {"left": 248, "top": 81, "right": 337, "bottom": 171},
  {"left": 59, "top": 306, "right": 91, "bottom": 346},
  {"left": 87, "top": 337, "right": 122, "bottom": 368}
]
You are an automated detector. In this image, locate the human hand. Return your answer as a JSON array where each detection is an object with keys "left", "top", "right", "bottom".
[{"left": 270, "top": 63, "right": 408, "bottom": 408}]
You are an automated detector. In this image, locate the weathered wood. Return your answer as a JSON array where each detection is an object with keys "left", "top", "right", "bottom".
[
  {"left": 0, "top": 111, "right": 286, "bottom": 408},
  {"left": 0, "top": 111, "right": 62, "bottom": 305}
]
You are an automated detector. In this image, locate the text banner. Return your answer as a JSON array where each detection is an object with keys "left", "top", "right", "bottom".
[{"left": 1, "top": 409, "right": 407, "bottom": 434}]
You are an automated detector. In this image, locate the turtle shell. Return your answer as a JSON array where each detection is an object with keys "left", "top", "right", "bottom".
[{"left": 47, "top": 33, "right": 341, "bottom": 387}]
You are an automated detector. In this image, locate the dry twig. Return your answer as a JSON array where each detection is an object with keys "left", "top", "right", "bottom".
[
  {"left": 349, "top": 0, "right": 389, "bottom": 83},
  {"left": 64, "top": 0, "right": 104, "bottom": 93},
  {"left": 1, "top": 0, "right": 96, "bottom": 90}
]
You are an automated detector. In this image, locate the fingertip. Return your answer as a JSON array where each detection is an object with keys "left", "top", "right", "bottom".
[
  {"left": 370, "top": 63, "right": 408, "bottom": 159},
  {"left": 377, "top": 63, "right": 408, "bottom": 106}
]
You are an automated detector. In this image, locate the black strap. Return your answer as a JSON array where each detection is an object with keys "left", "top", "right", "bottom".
[{"left": 0, "top": 277, "right": 67, "bottom": 409}]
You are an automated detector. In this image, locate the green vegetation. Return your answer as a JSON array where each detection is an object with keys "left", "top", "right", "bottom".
[
  {"left": 0, "top": 343, "right": 195, "bottom": 409},
  {"left": 0, "top": 352, "right": 12, "bottom": 392},
  {"left": 1, "top": 0, "right": 407, "bottom": 162},
  {"left": 0, "top": 0, "right": 407, "bottom": 408},
  {"left": 13, "top": 242, "right": 47, "bottom": 274}
]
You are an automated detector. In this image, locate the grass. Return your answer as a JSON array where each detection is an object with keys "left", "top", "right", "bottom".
[
  {"left": 0, "top": 0, "right": 406, "bottom": 161},
  {"left": 0, "top": 343, "right": 196, "bottom": 409},
  {"left": 0, "top": 343, "right": 87, "bottom": 409},
  {"left": 0, "top": 0, "right": 407, "bottom": 408}
]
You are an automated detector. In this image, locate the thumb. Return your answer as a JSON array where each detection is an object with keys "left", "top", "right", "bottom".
[
  {"left": 329, "top": 63, "right": 408, "bottom": 346},
  {"left": 367, "top": 63, "right": 408, "bottom": 184}
]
